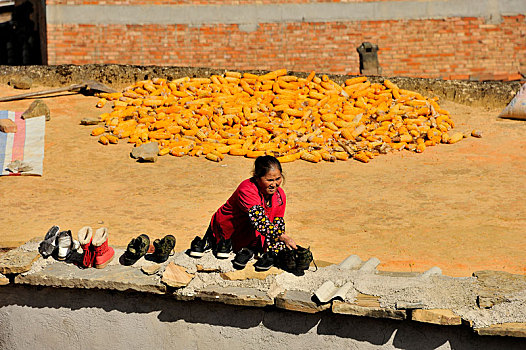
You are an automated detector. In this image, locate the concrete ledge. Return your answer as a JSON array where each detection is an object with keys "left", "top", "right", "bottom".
[{"left": 2, "top": 238, "right": 526, "bottom": 342}]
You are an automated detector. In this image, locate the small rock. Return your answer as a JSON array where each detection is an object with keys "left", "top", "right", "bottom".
[
  {"left": 477, "top": 295, "right": 495, "bottom": 309},
  {"left": 80, "top": 117, "right": 102, "bottom": 125},
  {"left": 22, "top": 99, "right": 51, "bottom": 121},
  {"left": 0, "top": 119, "right": 17, "bottom": 133},
  {"left": 471, "top": 130, "right": 482, "bottom": 138},
  {"left": 141, "top": 264, "right": 161, "bottom": 276},
  {"left": 130, "top": 142, "right": 159, "bottom": 163},
  {"left": 395, "top": 301, "right": 426, "bottom": 310},
  {"left": 0, "top": 273, "right": 8, "bottom": 286},
  {"left": 476, "top": 294, "right": 507, "bottom": 309},
  {"left": 10, "top": 76, "right": 33, "bottom": 90}
]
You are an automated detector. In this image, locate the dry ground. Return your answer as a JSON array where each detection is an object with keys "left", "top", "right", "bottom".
[{"left": 0, "top": 83, "right": 524, "bottom": 277}]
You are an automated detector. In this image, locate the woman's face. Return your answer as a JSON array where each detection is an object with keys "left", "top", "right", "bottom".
[{"left": 256, "top": 167, "right": 283, "bottom": 197}]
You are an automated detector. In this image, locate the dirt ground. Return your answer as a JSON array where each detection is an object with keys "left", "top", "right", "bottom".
[{"left": 0, "top": 83, "right": 524, "bottom": 277}]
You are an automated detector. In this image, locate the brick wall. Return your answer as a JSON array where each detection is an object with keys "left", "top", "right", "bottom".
[{"left": 45, "top": 1, "right": 526, "bottom": 80}]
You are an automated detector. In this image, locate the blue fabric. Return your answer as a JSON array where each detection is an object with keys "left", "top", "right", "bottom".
[{"left": 0, "top": 110, "right": 9, "bottom": 172}]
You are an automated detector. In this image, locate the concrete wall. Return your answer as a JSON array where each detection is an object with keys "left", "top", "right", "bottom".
[
  {"left": 43, "top": 0, "right": 526, "bottom": 79},
  {"left": 1, "top": 285, "right": 526, "bottom": 350}
]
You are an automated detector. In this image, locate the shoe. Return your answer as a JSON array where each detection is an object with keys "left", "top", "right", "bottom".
[
  {"left": 254, "top": 252, "right": 276, "bottom": 271},
  {"left": 151, "top": 234, "right": 176, "bottom": 263},
  {"left": 122, "top": 234, "right": 150, "bottom": 266},
  {"left": 57, "top": 230, "right": 75, "bottom": 261},
  {"left": 78, "top": 226, "right": 94, "bottom": 268},
  {"left": 278, "top": 248, "right": 296, "bottom": 272},
  {"left": 38, "top": 225, "right": 60, "bottom": 258},
  {"left": 91, "top": 227, "right": 114, "bottom": 269},
  {"left": 232, "top": 248, "right": 254, "bottom": 269},
  {"left": 189, "top": 235, "right": 211, "bottom": 258},
  {"left": 214, "top": 238, "right": 232, "bottom": 259},
  {"left": 294, "top": 246, "right": 314, "bottom": 271}
]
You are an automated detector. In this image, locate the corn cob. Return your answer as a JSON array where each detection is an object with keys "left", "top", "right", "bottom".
[
  {"left": 91, "top": 127, "right": 105, "bottom": 136},
  {"left": 106, "top": 134, "right": 118, "bottom": 144},
  {"left": 99, "top": 135, "right": 109, "bottom": 145},
  {"left": 448, "top": 132, "right": 463, "bottom": 144},
  {"left": 353, "top": 152, "right": 370, "bottom": 163}
]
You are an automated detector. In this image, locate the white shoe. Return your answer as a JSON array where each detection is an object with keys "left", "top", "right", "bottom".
[{"left": 57, "top": 230, "right": 74, "bottom": 260}]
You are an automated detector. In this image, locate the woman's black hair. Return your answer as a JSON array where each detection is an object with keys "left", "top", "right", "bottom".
[{"left": 252, "top": 155, "right": 284, "bottom": 180}]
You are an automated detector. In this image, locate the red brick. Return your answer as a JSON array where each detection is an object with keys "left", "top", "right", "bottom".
[
  {"left": 506, "top": 73, "right": 524, "bottom": 81},
  {"left": 449, "top": 74, "right": 470, "bottom": 80}
]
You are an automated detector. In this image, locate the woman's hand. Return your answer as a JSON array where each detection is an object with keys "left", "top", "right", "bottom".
[{"left": 279, "top": 233, "right": 297, "bottom": 250}]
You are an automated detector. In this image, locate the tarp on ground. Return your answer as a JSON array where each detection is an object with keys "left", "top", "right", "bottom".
[{"left": 0, "top": 110, "right": 45, "bottom": 176}]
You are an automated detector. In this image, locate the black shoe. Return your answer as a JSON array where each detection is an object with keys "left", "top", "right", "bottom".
[
  {"left": 278, "top": 248, "right": 296, "bottom": 272},
  {"left": 189, "top": 235, "right": 211, "bottom": 258},
  {"left": 38, "top": 225, "right": 61, "bottom": 258},
  {"left": 295, "top": 245, "right": 314, "bottom": 271},
  {"left": 232, "top": 248, "right": 254, "bottom": 269},
  {"left": 151, "top": 235, "right": 176, "bottom": 263},
  {"left": 122, "top": 234, "right": 150, "bottom": 266},
  {"left": 254, "top": 252, "right": 276, "bottom": 271},
  {"left": 215, "top": 238, "right": 232, "bottom": 259}
]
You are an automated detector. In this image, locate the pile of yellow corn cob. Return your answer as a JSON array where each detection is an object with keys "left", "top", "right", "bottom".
[{"left": 91, "top": 69, "right": 462, "bottom": 163}]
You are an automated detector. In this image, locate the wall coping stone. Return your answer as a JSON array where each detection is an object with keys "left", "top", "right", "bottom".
[
  {"left": 475, "top": 323, "right": 526, "bottom": 337},
  {"left": 196, "top": 286, "right": 273, "bottom": 307}
]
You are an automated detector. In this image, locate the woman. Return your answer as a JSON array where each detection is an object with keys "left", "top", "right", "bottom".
[{"left": 189, "top": 155, "right": 297, "bottom": 271}]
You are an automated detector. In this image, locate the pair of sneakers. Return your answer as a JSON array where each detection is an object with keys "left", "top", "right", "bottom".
[
  {"left": 277, "top": 245, "right": 315, "bottom": 274},
  {"left": 232, "top": 248, "right": 276, "bottom": 271},
  {"left": 38, "top": 226, "right": 80, "bottom": 261},
  {"left": 189, "top": 235, "right": 232, "bottom": 259},
  {"left": 121, "top": 234, "right": 176, "bottom": 265}
]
